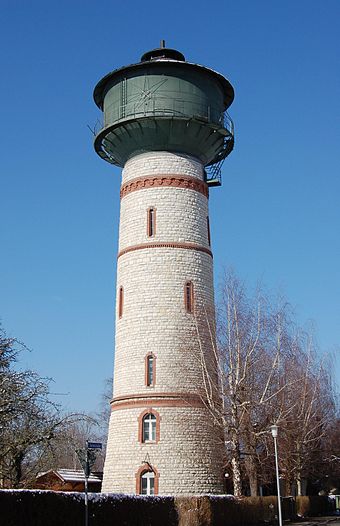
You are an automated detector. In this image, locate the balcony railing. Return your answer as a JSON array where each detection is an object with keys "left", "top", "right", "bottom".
[{"left": 94, "top": 96, "right": 233, "bottom": 138}]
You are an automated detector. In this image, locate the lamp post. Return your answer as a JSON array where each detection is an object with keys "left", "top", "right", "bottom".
[{"left": 270, "top": 424, "right": 283, "bottom": 526}]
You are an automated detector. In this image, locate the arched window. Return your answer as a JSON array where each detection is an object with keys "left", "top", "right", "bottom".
[
  {"left": 136, "top": 464, "right": 159, "bottom": 495},
  {"left": 145, "top": 353, "right": 156, "bottom": 387},
  {"left": 143, "top": 413, "right": 156, "bottom": 442},
  {"left": 118, "top": 286, "right": 124, "bottom": 318},
  {"left": 138, "top": 409, "right": 160, "bottom": 444},
  {"left": 184, "top": 281, "right": 194, "bottom": 314},
  {"left": 141, "top": 470, "right": 155, "bottom": 495},
  {"left": 147, "top": 207, "right": 156, "bottom": 237}
]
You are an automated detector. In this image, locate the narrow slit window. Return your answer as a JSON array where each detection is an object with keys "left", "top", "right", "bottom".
[
  {"left": 147, "top": 207, "right": 156, "bottom": 237},
  {"left": 207, "top": 216, "right": 211, "bottom": 246},
  {"left": 146, "top": 354, "right": 155, "bottom": 387},
  {"left": 184, "top": 281, "right": 194, "bottom": 314},
  {"left": 118, "top": 286, "right": 124, "bottom": 318}
]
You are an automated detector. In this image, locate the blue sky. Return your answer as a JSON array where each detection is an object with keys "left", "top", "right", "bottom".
[{"left": 1, "top": 0, "right": 339, "bottom": 414}]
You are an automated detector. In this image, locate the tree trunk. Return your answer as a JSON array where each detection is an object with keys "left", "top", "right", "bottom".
[
  {"left": 296, "top": 449, "right": 303, "bottom": 495},
  {"left": 13, "top": 452, "right": 23, "bottom": 488},
  {"left": 245, "top": 455, "right": 258, "bottom": 496},
  {"left": 296, "top": 471, "right": 304, "bottom": 496},
  {"left": 231, "top": 455, "right": 242, "bottom": 496},
  {"left": 230, "top": 433, "right": 242, "bottom": 496}
]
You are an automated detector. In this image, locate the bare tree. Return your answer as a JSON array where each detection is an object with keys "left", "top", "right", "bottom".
[
  {"left": 0, "top": 325, "right": 89, "bottom": 487},
  {"left": 195, "top": 272, "right": 289, "bottom": 495},
  {"left": 195, "top": 271, "right": 338, "bottom": 497},
  {"left": 276, "top": 333, "right": 337, "bottom": 495}
]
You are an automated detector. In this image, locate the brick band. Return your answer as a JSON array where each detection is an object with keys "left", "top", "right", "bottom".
[
  {"left": 111, "top": 392, "right": 204, "bottom": 411},
  {"left": 118, "top": 242, "right": 212, "bottom": 259},
  {"left": 120, "top": 174, "right": 209, "bottom": 199}
]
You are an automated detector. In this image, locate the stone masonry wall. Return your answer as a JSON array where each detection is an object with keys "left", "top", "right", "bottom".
[
  {"left": 103, "top": 405, "right": 224, "bottom": 494},
  {"left": 102, "top": 152, "right": 224, "bottom": 494}
]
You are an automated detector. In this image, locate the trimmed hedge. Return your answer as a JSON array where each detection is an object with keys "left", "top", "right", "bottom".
[
  {"left": 296, "top": 496, "right": 331, "bottom": 517},
  {"left": 198, "top": 496, "right": 296, "bottom": 526},
  {"left": 0, "top": 491, "right": 177, "bottom": 526},
  {"left": 0, "top": 491, "right": 333, "bottom": 526}
]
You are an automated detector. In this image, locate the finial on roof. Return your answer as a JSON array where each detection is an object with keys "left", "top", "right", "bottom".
[{"left": 160, "top": 39, "right": 166, "bottom": 48}]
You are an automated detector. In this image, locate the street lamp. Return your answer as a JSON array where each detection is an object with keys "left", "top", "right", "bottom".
[{"left": 270, "top": 424, "right": 283, "bottom": 526}]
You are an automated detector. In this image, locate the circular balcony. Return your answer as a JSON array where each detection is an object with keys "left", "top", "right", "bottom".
[{"left": 94, "top": 96, "right": 234, "bottom": 168}]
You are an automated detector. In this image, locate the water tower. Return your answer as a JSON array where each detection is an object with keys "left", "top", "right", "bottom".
[{"left": 93, "top": 42, "right": 234, "bottom": 495}]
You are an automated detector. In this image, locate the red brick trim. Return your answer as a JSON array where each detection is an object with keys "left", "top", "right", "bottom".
[
  {"left": 121, "top": 174, "right": 209, "bottom": 199},
  {"left": 118, "top": 242, "right": 212, "bottom": 259},
  {"left": 145, "top": 352, "right": 156, "bottom": 387},
  {"left": 137, "top": 408, "right": 161, "bottom": 444},
  {"left": 135, "top": 463, "right": 159, "bottom": 495},
  {"left": 111, "top": 392, "right": 204, "bottom": 411}
]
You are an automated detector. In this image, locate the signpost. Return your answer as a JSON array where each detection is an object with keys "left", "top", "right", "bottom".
[
  {"left": 87, "top": 442, "right": 103, "bottom": 450},
  {"left": 76, "top": 441, "right": 102, "bottom": 526}
]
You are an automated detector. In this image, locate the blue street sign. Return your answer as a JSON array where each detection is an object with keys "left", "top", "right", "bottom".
[{"left": 87, "top": 441, "right": 102, "bottom": 450}]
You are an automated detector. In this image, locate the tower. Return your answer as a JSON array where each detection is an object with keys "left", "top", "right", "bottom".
[{"left": 93, "top": 44, "right": 234, "bottom": 495}]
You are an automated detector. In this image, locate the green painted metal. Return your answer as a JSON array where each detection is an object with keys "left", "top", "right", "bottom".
[{"left": 93, "top": 48, "right": 234, "bottom": 169}]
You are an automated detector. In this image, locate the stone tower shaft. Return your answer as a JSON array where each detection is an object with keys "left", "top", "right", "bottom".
[{"left": 115, "top": 152, "right": 213, "bottom": 398}]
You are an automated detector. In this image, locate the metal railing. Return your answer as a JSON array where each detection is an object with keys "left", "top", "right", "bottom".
[{"left": 94, "top": 96, "right": 234, "bottom": 137}]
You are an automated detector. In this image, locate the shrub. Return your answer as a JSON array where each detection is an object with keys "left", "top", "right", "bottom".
[
  {"left": 0, "top": 491, "right": 177, "bottom": 526},
  {"left": 0, "top": 490, "right": 333, "bottom": 526},
  {"left": 175, "top": 496, "right": 212, "bottom": 526},
  {"left": 296, "top": 496, "right": 331, "bottom": 517}
]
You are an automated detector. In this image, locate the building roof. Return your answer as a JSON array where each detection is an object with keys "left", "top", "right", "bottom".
[
  {"left": 93, "top": 48, "right": 234, "bottom": 110},
  {"left": 37, "top": 469, "right": 102, "bottom": 484}
]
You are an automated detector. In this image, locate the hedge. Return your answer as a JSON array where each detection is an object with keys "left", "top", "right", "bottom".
[
  {"left": 295, "top": 496, "right": 331, "bottom": 517},
  {"left": 0, "top": 490, "right": 333, "bottom": 526}
]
